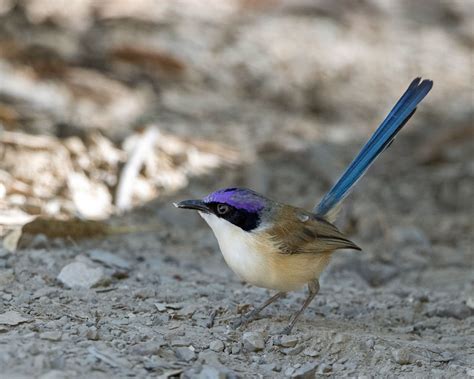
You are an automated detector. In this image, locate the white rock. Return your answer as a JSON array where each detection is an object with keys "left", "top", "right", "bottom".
[
  {"left": 242, "top": 331, "right": 265, "bottom": 352},
  {"left": 57, "top": 262, "right": 104, "bottom": 289}
]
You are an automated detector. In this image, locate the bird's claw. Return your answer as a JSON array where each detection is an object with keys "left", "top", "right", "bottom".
[
  {"left": 230, "top": 316, "right": 247, "bottom": 330},
  {"left": 230, "top": 310, "right": 257, "bottom": 330},
  {"left": 278, "top": 325, "right": 294, "bottom": 335}
]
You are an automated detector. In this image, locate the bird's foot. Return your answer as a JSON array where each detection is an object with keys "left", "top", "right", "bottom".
[
  {"left": 278, "top": 324, "right": 294, "bottom": 335},
  {"left": 230, "top": 315, "right": 247, "bottom": 330},
  {"left": 230, "top": 310, "right": 258, "bottom": 330}
]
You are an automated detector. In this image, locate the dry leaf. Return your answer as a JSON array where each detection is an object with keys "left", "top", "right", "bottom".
[
  {"left": 21, "top": 217, "right": 110, "bottom": 240},
  {"left": 18, "top": 217, "right": 160, "bottom": 245}
]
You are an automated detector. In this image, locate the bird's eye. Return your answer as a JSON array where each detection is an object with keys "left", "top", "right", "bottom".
[{"left": 216, "top": 204, "right": 230, "bottom": 215}]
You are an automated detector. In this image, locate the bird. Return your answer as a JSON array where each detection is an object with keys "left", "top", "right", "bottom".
[{"left": 174, "top": 77, "right": 433, "bottom": 334}]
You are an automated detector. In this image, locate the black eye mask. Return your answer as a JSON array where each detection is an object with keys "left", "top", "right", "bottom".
[{"left": 206, "top": 202, "right": 261, "bottom": 232}]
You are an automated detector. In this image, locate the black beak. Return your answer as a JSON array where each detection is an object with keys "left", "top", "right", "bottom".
[{"left": 173, "top": 199, "right": 210, "bottom": 213}]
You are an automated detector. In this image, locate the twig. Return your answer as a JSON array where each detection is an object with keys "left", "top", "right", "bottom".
[{"left": 115, "top": 126, "right": 160, "bottom": 211}]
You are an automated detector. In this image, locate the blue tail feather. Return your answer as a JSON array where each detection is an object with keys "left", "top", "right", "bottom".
[{"left": 316, "top": 78, "right": 433, "bottom": 217}]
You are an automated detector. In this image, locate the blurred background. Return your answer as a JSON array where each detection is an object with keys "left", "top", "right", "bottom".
[
  {"left": 0, "top": 0, "right": 472, "bottom": 377},
  {"left": 0, "top": 0, "right": 471, "bottom": 226}
]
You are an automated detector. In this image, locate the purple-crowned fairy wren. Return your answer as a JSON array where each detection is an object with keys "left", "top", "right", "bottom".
[{"left": 175, "top": 78, "right": 433, "bottom": 334}]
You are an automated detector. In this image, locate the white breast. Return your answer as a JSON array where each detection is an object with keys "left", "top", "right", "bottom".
[{"left": 199, "top": 212, "right": 271, "bottom": 288}]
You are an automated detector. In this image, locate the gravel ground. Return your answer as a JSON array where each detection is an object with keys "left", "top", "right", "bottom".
[
  {"left": 1, "top": 137, "right": 473, "bottom": 378},
  {"left": 0, "top": 1, "right": 473, "bottom": 378}
]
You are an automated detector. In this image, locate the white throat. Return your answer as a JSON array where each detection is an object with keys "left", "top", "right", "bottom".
[{"left": 199, "top": 212, "right": 268, "bottom": 286}]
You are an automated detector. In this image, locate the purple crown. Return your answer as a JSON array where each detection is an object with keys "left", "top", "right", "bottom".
[{"left": 204, "top": 188, "right": 266, "bottom": 212}]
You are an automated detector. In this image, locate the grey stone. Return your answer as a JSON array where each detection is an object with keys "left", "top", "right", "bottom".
[
  {"left": 430, "top": 302, "right": 474, "bottom": 320},
  {"left": 466, "top": 295, "right": 474, "bottom": 310},
  {"left": 32, "top": 287, "right": 57, "bottom": 299},
  {"left": 86, "top": 327, "right": 99, "bottom": 340},
  {"left": 171, "top": 338, "right": 191, "bottom": 347},
  {"left": 198, "top": 351, "right": 221, "bottom": 366},
  {"left": 30, "top": 234, "right": 49, "bottom": 249},
  {"left": 57, "top": 262, "right": 104, "bottom": 289},
  {"left": 89, "top": 249, "right": 131, "bottom": 270},
  {"left": 275, "top": 335, "right": 298, "bottom": 348},
  {"left": 175, "top": 346, "right": 196, "bottom": 362},
  {"left": 281, "top": 345, "right": 304, "bottom": 355},
  {"left": 132, "top": 288, "right": 156, "bottom": 299},
  {"left": 0, "top": 269, "right": 15, "bottom": 287},
  {"left": 33, "top": 354, "right": 50, "bottom": 370},
  {"left": 242, "top": 331, "right": 265, "bottom": 352},
  {"left": 39, "top": 331, "right": 62, "bottom": 341},
  {"left": 209, "top": 340, "right": 225, "bottom": 352},
  {"left": 392, "top": 348, "right": 414, "bottom": 365},
  {"left": 87, "top": 346, "right": 131, "bottom": 369},
  {"left": 39, "top": 370, "right": 69, "bottom": 379},
  {"left": 318, "top": 364, "right": 332, "bottom": 374},
  {"left": 0, "top": 310, "right": 29, "bottom": 326},
  {"left": 291, "top": 362, "right": 318, "bottom": 379},
  {"left": 436, "top": 351, "right": 454, "bottom": 362},
  {"left": 303, "top": 348, "right": 319, "bottom": 357},
  {"left": 197, "top": 365, "right": 227, "bottom": 379}
]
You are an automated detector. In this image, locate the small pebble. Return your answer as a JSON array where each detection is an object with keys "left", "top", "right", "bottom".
[
  {"left": 57, "top": 262, "right": 104, "bottom": 289},
  {"left": 392, "top": 348, "right": 414, "bottom": 365},
  {"left": 89, "top": 249, "right": 130, "bottom": 270},
  {"left": 197, "top": 365, "right": 228, "bottom": 379},
  {"left": 171, "top": 338, "right": 191, "bottom": 347},
  {"left": 275, "top": 335, "right": 298, "bottom": 348},
  {"left": 175, "top": 347, "right": 196, "bottom": 362},
  {"left": 198, "top": 351, "right": 221, "bottom": 366},
  {"left": 86, "top": 327, "right": 99, "bottom": 341},
  {"left": 242, "top": 332, "right": 265, "bottom": 352},
  {"left": 436, "top": 351, "right": 454, "bottom": 362},
  {"left": 291, "top": 362, "right": 318, "bottom": 379},
  {"left": 365, "top": 339, "right": 375, "bottom": 349},
  {"left": 318, "top": 364, "right": 332, "bottom": 374},
  {"left": 303, "top": 348, "right": 319, "bottom": 357},
  {"left": 39, "top": 331, "right": 62, "bottom": 341},
  {"left": 284, "top": 367, "right": 295, "bottom": 377},
  {"left": 209, "top": 340, "right": 225, "bottom": 352},
  {"left": 39, "top": 370, "right": 68, "bottom": 379},
  {"left": 281, "top": 345, "right": 304, "bottom": 356}
]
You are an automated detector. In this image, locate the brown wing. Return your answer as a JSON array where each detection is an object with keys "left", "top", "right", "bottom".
[{"left": 266, "top": 206, "right": 361, "bottom": 255}]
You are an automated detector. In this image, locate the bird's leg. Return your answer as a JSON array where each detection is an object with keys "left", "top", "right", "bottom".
[
  {"left": 231, "top": 292, "right": 285, "bottom": 329},
  {"left": 280, "top": 280, "right": 320, "bottom": 335}
]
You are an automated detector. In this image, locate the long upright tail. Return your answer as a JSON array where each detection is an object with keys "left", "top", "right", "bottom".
[{"left": 315, "top": 77, "right": 433, "bottom": 219}]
